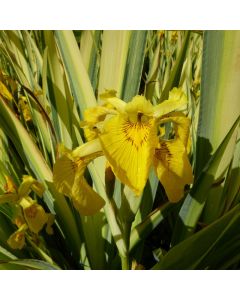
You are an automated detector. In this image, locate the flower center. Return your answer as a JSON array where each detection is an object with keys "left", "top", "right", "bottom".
[{"left": 122, "top": 118, "right": 153, "bottom": 151}]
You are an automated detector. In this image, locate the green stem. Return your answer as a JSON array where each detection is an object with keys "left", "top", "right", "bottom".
[
  {"left": 121, "top": 221, "right": 132, "bottom": 270},
  {"left": 121, "top": 254, "right": 130, "bottom": 270}
]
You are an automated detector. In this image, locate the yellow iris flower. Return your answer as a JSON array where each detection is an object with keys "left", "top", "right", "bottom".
[
  {"left": 53, "top": 88, "right": 193, "bottom": 214},
  {"left": 7, "top": 223, "right": 28, "bottom": 250},
  {"left": 0, "top": 175, "right": 54, "bottom": 249}
]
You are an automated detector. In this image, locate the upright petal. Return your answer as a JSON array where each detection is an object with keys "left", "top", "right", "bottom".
[
  {"left": 154, "top": 139, "right": 193, "bottom": 202},
  {"left": 99, "top": 113, "right": 158, "bottom": 195},
  {"left": 154, "top": 88, "right": 187, "bottom": 118},
  {"left": 125, "top": 95, "right": 154, "bottom": 118},
  {"left": 18, "top": 175, "right": 45, "bottom": 199},
  {"left": 100, "top": 89, "right": 126, "bottom": 113},
  {"left": 81, "top": 106, "right": 113, "bottom": 141},
  {"left": 159, "top": 112, "right": 191, "bottom": 148}
]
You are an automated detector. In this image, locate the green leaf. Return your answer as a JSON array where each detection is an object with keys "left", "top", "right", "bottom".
[
  {"left": 97, "top": 30, "right": 131, "bottom": 98},
  {"left": 0, "top": 97, "right": 83, "bottom": 261},
  {"left": 0, "top": 259, "right": 61, "bottom": 270},
  {"left": 172, "top": 115, "right": 240, "bottom": 245},
  {"left": 55, "top": 30, "right": 97, "bottom": 116},
  {"left": 121, "top": 30, "right": 147, "bottom": 101},
  {"left": 44, "top": 30, "right": 73, "bottom": 149},
  {"left": 80, "top": 30, "right": 101, "bottom": 92},
  {"left": 152, "top": 204, "right": 240, "bottom": 270},
  {"left": 129, "top": 203, "right": 174, "bottom": 253},
  {"left": 195, "top": 31, "right": 240, "bottom": 223}
]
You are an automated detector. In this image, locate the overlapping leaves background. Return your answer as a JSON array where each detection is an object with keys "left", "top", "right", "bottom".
[{"left": 0, "top": 30, "right": 239, "bottom": 270}]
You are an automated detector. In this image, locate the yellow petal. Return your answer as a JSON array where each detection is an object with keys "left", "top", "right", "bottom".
[
  {"left": 0, "top": 81, "right": 13, "bottom": 101},
  {"left": 82, "top": 127, "right": 99, "bottom": 142},
  {"left": 53, "top": 154, "right": 79, "bottom": 197},
  {"left": 7, "top": 224, "right": 28, "bottom": 250},
  {"left": 125, "top": 95, "right": 154, "bottom": 118},
  {"left": 53, "top": 142, "right": 105, "bottom": 216},
  {"left": 4, "top": 175, "right": 17, "bottom": 193},
  {"left": 100, "top": 89, "right": 117, "bottom": 99},
  {"left": 56, "top": 143, "right": 72, "bottom": 157},
  {"left": 72, "top": 139, "right": 103, "bottom": 158},
  {"left": 18, "top": 96, "right": 32, "bottom": 122},
  {"left": 54, "top": 140, "right": 102, "bottom": 196},
  {"left": 18, "top": 175, "right": 44, "bottom": 198},
  {"left": 159, "top": 112, "right": 191, "bottom": 148},
  {"left": 13, "top": 215, "right": 26, "bottom": 228},
  {"left": 154, "top": 88, "right": 187, "bottom": 118},
  {"left": 99, "top": 113, "right": 158, "bottom": 195},
  {"left": 100, "top": 90, "right": 126, "bottom": 113},
  {"left": 154, "top": 139, "right": 193, "bottom": 202},
  {"left": 83, "top": 106, "right": 110, "bottom": 124},
  {"left": 23, "top": 202, "right": 48, "bottom": 234},
  {"left": 31, "top": 181, "right": 45, "bottom": 197},
  {"left": 71, "top": 171, "right": 105, "bottom": 215},
  {"left": 81, "top": 106, "right": 111, "bottom": 141}
]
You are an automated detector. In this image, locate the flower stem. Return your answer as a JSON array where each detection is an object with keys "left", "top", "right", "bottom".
[
  {"left": 121, "top": 254, "right": 130, "bottom": 270},
  {"left": 121, "top": 221, "right": 132, "bottom": 270}
]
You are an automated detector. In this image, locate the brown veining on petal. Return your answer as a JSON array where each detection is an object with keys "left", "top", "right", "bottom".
[
  {"left": 121, "top": 119, "right": 152, "bottom": 151},
  {"left": 155, "top": 142, "right": 173, "bottom": 169}
]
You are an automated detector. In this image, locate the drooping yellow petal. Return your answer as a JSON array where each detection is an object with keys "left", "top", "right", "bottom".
[
  {"left": 71, "top": 170, "right": 105, "bottom": 215},
  {"left": 53, "top": 154, "right": 80, "bottom": 197},
  {"left": 99, "top": 112, "right": 158, "bottom": 195},
  {"left": 23, "top": 203, "right": 48, "bottom": 234},
  {"left": 154, "top": 87, "right": 187, "bottom": 118},
  {"left": 7, "top": 224, "right": 28, "bottom": 250},
  {"left": 153, "top": 139, "right": 193, "bottom": 202},
  {"left": 53, "top": 141, "right": 105, "bottom": 216},
  {"left": 159, "top": 112, "right": 191, "bottom": 148},
  {"left": 54, "top": 139, "right": 102, "bottom": 196},
  {"left": 19, "top": 197, "right": 48, "bottom": 234}
]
